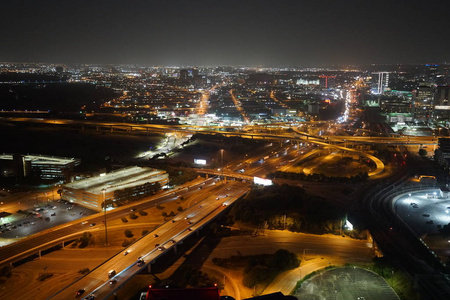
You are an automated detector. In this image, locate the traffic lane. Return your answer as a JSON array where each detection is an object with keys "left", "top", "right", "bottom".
[{"left": 209, "top": 233, "right": 373, "bottom": 260}]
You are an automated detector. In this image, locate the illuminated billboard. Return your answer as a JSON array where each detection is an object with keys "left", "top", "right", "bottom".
[
  {"left": 194, "top": 159, "right": 207, "bottom": 165},
  {"left": 253, "top": 176, "right": 272, "bottom": 186}
]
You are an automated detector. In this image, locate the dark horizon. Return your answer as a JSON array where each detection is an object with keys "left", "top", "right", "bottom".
[{"left": 1, "top": 0, "right": 449, "bottom": 67}]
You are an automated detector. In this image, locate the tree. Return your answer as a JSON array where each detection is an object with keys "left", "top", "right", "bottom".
[
  {"left": 418, "top": 148, "right": 427, "bottom": 157},
  {"left": 78, "top": 232, "right": 92, "bottom": 248}
]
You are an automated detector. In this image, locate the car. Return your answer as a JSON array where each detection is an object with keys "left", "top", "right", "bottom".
[
  {"left": 130, "top": 208, "right": 136, "bottom": 212},
  {"left": 422, "top": 214, "right": 430, "bottom": 217},
  {"left": 108, "top": 270, "right": 116, "bottom": 278},
  {"left": 52, "top": 206, "right": 57, "bottom": 209},
  {"left": 79, "top": 212, "right": 84, "bottom": 215},
  {"left": 426, "top": 220, "right": 434, "bottom": 224},
  {"left": 171, "top": 220, "right": 176, "bottom": 223},
  {"left": 155, "top": 244, "right": 160, "bottom": 248},
  {"left": 137, "top": 259, "right": 145, "bottom": 266},
  {"left": 216, "top": 197, "right": 220, "bottom": 200},
  {"left": 222, "top": 203, "right": 227, "bottom": 207},
  {"left": 123, "top": 250, "right": 129, "bottom": 256},
  {"left": 153, "top": 234, "right": 159, "bottom": 238},
  {"left": 81, "top": 221, "right": 88, "bottom": 225},
  {"left": 90, "top": 223, "right": 96, "bottom": 227},
  {"left": 75, "top": 289, "right": 85, "bottom": 297},
  {"left": 187, "top": 221, "right": 192, "bottom": 225},
  {"left": 86, "top": 295, "right": 95, "bottom": 300},
  {"left": 170, "top": 240, "right": 176, "bottom": 244},
  {"left": 109, "top": 279, "right": 117, "bottom": 285},
  {"left": 187, "top": 228, "right": 193, "bottom": 231},
  {"left": 158, "top": 246, "right": 165, "bottom": 251}
]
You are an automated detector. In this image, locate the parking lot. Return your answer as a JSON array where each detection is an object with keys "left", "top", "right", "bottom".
[
  {"left": 393, "top": 189, "right": 450, "bottom": 236},
  {"left": 294, "top": 267, "right": 399, "bottom": 300},
  {"left": 0, "top": 199, "right": 95, "bottom": 241}
]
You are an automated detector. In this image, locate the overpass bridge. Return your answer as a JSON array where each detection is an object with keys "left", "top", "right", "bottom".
[{"left": 48, "top": 181, "right": 250, "bottom": 300}]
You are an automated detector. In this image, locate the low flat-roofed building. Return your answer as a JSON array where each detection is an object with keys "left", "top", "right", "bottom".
[
  {"left": 61, "top": 166, "right": 169, "bottom": 211},
  {"left": 0, "top": 153, "right": 80, "bottom": 179}
]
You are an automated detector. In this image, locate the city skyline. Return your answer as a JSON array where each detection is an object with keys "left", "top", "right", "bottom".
[{"left": 1, "top": 0, "right": 449, "bottom": 67}]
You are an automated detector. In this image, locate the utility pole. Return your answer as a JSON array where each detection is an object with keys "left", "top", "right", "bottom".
[{"left": 102, "top": 188, "right": 108, "bottom": 245}]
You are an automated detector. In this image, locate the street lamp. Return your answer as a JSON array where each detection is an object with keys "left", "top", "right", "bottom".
[
  {"left": 102, "top": 188, "right": 108, "bottom": 245},
  {"left": 220, "top": 149, "right": 224, "bottom": 181}
]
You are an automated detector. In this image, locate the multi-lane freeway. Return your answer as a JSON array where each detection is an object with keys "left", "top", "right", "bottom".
[
  {"left": 0, "top": 178, "right": 222, "bottom": 267},
  {"left": 48, "top": 181, "right": 249, "bottom": 299}
]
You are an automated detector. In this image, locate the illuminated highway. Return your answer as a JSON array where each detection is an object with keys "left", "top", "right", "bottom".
[{"left": 48, "top": 181, "right": 250, "bottom": 299}]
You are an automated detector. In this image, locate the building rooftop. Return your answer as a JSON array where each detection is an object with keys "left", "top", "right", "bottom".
[
  {"left": 64, "top": 166, "right": 167, "bottom": 195},
  {"left": 0, "top": 153, "right": 79, "bottom": 165}
]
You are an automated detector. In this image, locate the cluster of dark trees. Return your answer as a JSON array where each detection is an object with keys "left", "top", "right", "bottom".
[
  {"left": 267, "top": 171, "right": 368, "bottom": 183},
  {"left": 229, "top": 184, "right": 345, "bottom": 235},
  {"left": 163, "top": 167, "right": 198, "bottom": 186},
  {"left": 172, "top": 266, "right": 220, "bottom": 288}
]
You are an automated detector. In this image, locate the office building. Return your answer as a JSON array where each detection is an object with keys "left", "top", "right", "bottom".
[
  {"left": 0, "top": 154, "right": 80, "bottom": 180},
  {"left": 372, "top": 72, "right": 389, "bottom": 95},
  {"left": 413, "top": 84, "right": 434, "bottom": 122}
]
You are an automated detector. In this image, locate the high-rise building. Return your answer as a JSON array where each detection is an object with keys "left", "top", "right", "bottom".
[
  {"left": 434, "top": 86, "right": 450, "bottom": 122},
  {"left": 434, "top": 138, "right": 450, "bottom": 169},
  {"left": 413, "top": 84, "right": 434, "bottom": 122},
  {"left": 179, "top": 69, "right": 189, "bottom": 82},
  {"left": 372, "top": 72, "right": 389, "bottom": 94}
]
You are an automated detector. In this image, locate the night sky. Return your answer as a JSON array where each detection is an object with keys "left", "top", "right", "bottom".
[{"left": 0, "top": 0, "right": 449, "bottom": 67}]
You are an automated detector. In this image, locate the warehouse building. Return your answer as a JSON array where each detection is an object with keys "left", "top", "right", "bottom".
[{"left": 61, "top": 166, "right": 169, "bottom": 211}]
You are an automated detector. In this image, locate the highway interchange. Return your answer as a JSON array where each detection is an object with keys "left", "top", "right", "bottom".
[{"left": 1, "top": 116, "right": 449, "bottom": 299}]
